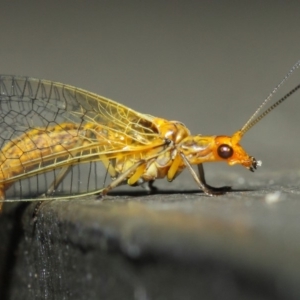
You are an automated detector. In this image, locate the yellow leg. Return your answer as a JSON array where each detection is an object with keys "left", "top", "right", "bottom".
[
  {"left": 180, "top": 152, "right": 231, "bottom": 196},
  {"left": 127, "top": 164, "right": 146, "bottom": 185},
  {"left": 167, "top": 155, "right": 182, "bottom": 181},
  {"left": 100, "top": 155, "right": 118, "bottom": 179},
  {"left": 43, "top": 166, "right": 71, "bottom": 196},
  {"left": 101, "top": 159, "right": 146, "bottom": 195},
  {"left": 0, "top": 187, "right": 5, "bottom": 212}
]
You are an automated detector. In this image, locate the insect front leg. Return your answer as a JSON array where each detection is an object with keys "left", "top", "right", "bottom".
[
  {"left": 197, "top": 163, "right": 231, "bottom": 195},
  {"left": 180, "top": 153, "right": 231, "bottom": 196}
]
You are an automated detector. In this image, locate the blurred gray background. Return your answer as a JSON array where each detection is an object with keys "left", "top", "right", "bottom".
[{"left": 1, "top": 0, "right": 300, "bottom": 183}]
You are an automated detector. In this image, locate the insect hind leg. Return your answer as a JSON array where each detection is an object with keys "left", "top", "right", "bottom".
[{"left": 39, "top": 166, "right": 71, "bottom": 197}]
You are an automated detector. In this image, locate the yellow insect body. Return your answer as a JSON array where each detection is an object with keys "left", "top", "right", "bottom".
[{"left": 0, "top": 61, "right": 299, "bottom": 210}]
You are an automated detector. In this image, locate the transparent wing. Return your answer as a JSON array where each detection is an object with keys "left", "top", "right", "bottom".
[
  {"left": 0, "top": 75, "right": 160, "bottom": 145},
  {"left": 0, "top": 75, "right": 163, "bottom": 200}
]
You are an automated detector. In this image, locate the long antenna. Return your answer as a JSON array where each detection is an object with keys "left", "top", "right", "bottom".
[{"left": 240, "top": 60, "right": 300, "bottom": 136}]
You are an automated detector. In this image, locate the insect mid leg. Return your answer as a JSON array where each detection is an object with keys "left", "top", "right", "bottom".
[
  {"left": 127, "top": 164, "right": 147, "bottom": 185},
  {"left": 141, "top": 180, "right": 158, "bottom": 193},
  {"left": 167, "top": 154, "right": 182, "bottom": 181},
  {"left": 101, "top": 159, "right": 147, "bottom": 196}
]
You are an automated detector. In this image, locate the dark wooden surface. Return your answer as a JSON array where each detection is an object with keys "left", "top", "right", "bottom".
[{"left": 1, "top": 169, "right": 300, "bottom": 300}]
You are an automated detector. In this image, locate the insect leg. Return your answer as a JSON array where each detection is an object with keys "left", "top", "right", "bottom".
[
  {"left": 42, "top": 165, "right": 72, "bottom": 197},
  {"left": 0, "top": 186, "right": 7, "bottom": 212},
  {"left": 180, "top": 153, "right": 231, "bottom": 196},
  {"left": 167, "top": 154, "right": 182, "bottom": 181},
  {"left": 99, "top": 155, "right": 118, "bottom": 179},
  {"left": 127, "top": 163, "right": 147, "bottom": 185},
  {"left": 101, "top": 159, "right": 147, "bottom": 196},
  {"left": 141, "top": 180, "right": 158, "bottom": 193},
  {"left": 197, "top": 163, "right": 231, "bottom": 195},
  {"left": 43, "top": 155, "right": 120, "bottom": 197}
]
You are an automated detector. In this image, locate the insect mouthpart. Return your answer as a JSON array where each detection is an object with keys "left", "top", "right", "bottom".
[{"left": 248, "top": 157, "right": 262, "bottom": 172}]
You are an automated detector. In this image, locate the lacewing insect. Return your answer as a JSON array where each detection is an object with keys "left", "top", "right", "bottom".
[{"left": 0, "top": 61, "right": 300, "bottom": 211}]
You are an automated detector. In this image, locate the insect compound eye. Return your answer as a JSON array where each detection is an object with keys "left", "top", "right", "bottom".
[{"left": 217, "top": 144, "right": 233, "bottom": 159}]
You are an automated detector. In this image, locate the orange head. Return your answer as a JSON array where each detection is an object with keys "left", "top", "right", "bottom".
[
  {"left": 179, "top": 130, "right": 261, "bottom": 172},
  {"left": 212, "top": 131, "right": 261, "bottom": 171}
]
